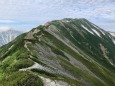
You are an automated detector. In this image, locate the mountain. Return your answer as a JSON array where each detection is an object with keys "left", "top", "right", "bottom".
[
  {"left": 0, "top": 18, "right": 115, "bottom": 86},
  {"left": 110, "top": 32, "right": 115, "bottom": 37},
  {"left": 0, "top": 29, "right": 22, "bottom": 47},
  {"left": 109, "top": 32, "right": 115, "bottom": 44}
]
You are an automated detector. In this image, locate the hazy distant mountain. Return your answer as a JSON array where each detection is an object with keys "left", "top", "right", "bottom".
[
  {"left": 0, "top": 18, "right": 115, "bottom": 86},
  {"left": 0, "top": 29, "right": 22, "bottom": 46}
]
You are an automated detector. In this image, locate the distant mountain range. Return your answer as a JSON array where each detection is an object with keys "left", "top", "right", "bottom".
[
  {"left": 0, "top": 29, "right": 22, "bottom": 46},
  {"left": 0, "top": 18, "right": 115, "bottom": 86}
]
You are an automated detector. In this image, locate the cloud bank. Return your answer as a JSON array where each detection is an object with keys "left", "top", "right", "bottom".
[
  {"left": 0, "top": 26, "right": 11, "bottom": 32},
  {"left": 0, "top": 0, "right": 115, "bottom": 31}
]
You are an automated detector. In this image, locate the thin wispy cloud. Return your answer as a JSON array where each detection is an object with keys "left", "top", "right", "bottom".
[
  {"left": 0, "top": 20, "right": 16, "bottom": 23},
  {"left": 0, "top": 0, "right": 115, "bottom": 31}
]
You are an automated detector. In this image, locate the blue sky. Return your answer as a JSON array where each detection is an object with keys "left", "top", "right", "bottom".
[{"left": 0, "top": 0, "right": 115, "bottom": 32}]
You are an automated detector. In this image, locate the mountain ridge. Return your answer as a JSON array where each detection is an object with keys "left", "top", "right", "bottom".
[{"left": 0, "top": 18, "right": 115, "bottom": 86}]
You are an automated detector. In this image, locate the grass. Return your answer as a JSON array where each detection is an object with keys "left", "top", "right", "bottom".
[
  {"left": 0, "top": 71, "right": 43, "bottom": 86},
  {"left": 7, "top": 59, "right": 34, "bottom": 72},
  {"left": 31, "top": 68, "right": 86, "bottom": 86}
]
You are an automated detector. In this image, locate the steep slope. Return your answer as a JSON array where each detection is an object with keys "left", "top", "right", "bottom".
[
  {"left": 109, "top": 32, "right": 115, "bottom": 46},
  {"left": 0, "top": 18, "right": 115, "bottom": 86},
  {"left": 0, "top": 29, "right": 22, "bottom": 47},
  {"left": 110, "top": 32, "right": 115, "bottom": 37}
]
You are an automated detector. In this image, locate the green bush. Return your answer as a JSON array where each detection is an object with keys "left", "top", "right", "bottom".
[
  {"left": 1, "top": 71, "right": 44, "bottom": 86},
  {"left": 31, "top": 69, "right": 56, "bottom": 77},
  {"left": 8, "top": 59, "right": 34, "bottom": 72}
]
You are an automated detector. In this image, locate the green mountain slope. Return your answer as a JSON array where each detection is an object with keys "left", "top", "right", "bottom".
[{"left": 0, "top": 18, "right": 115, "bottom": 86}]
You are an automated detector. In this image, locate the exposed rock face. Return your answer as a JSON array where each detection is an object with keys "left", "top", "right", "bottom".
[
  {"left": 110, "top": 32, "right": 115, "bottom": 37},
  {"left": 25, "top": 28, "right": 40, "bottom": 40},
  {"left": 40, "top": 76, "right": 70, "bottom": 86}
]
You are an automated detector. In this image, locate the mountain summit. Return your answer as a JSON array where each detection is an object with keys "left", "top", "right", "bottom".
[
  {"left": 0, "top": 29, "right": 22, "bottom": 46},
  {"left": 0, "top": 18, "right": 115, "bottom": 86}
]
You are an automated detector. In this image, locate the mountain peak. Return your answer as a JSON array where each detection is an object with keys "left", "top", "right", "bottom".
[
  {"left": 0, "top": 18, "right": 115, "bottom": 86},
  {"left": 0, "top": 29, "right": 22, "bottom": 46}
]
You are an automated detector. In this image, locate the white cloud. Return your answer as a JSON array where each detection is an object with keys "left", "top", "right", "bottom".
[
  {"left": 0, "top": 0, "right": 114, "bottom": 21},
  {"left": 0, "top": 26, "right": 11, "bottom": 32},
  {"left": 0, "top": 0, "right": 114, "bottom": 31},
  {"left": 0, "top": 20, "right": 16, "bottom": 23}
]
